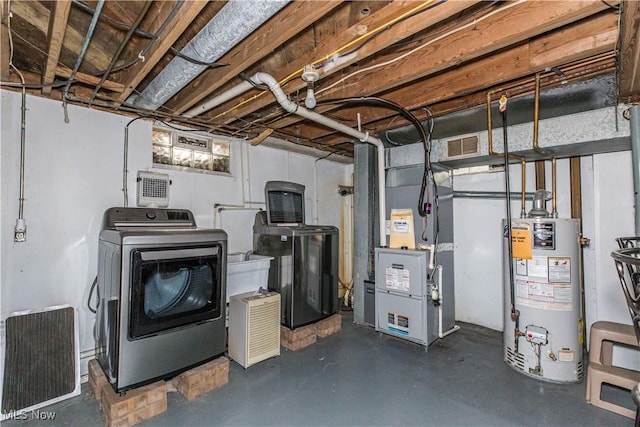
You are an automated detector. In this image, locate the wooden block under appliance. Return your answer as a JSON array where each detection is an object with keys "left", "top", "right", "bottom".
[
  {"left": 106, "top": 399, "right": 167, "bottom": 427},
  {"left": 280, "top": 323, "right": 317, "bottom": 351},
  {"left": 99, "top": 380, "right": 167, "bottom": 427},
  {"left": 172, "top": 357, "right": 229, "bottom": 401},
  {"left": 316, "top": 314, "right": 342, "bottom": 338},
  {"left": 88, "top": 359, "right": 110, "bottom": 403}
]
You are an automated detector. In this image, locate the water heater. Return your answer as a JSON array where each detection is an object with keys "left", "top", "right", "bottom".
[{"left": 503, "top": 216, "right": 583, "bottom": 383}]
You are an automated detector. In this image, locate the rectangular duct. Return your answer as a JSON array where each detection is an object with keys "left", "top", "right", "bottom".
[{"left": 389, "top": 107, "right": 630, "bottom": 169}]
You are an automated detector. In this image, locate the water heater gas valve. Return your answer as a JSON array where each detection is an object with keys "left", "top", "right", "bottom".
[{"left": 525, "top": 325, "right": 548, "bottom": 345}]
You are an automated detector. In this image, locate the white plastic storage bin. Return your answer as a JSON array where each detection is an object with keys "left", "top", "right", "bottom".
[{"left": 226, "top": 253, "right": 273, "bottom": 302}]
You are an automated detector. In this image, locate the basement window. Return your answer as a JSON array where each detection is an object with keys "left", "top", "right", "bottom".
[{"left": 152, "top": 127, "right": 230, "bottom": 174}]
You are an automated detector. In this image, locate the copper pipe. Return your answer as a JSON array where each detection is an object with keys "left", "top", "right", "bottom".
[
  {"left": 551, "top": 157, "right": 558, "bottom": 217},
  {"left": 570, "top": 157, "right": 586, "bottom": 347},
  {"left": 535, "top": 161, "right": 546, "bottom": 190},
  {"left": 533, "top": 73, "right": 541, "bottom": 152},
  {"left": 486, "top": 91, "right": 527, "bottom": 217}
]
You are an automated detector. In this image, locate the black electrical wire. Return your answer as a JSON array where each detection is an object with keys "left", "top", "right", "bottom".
[
  {"left": 600, "top": 0, "right": 620, "bottom": 10},
  {"left": 169, "top": 47, "right": 229, "bottom": 68},
  {"left": 87, "top": 276, "right": 98, "bottom": 314},
  {"left": 84, "top": 1, "right": 183, "bottom": 77},
  {"left": 316, "top": 96, "right": 438, "bottom": 246},
  {"left": 315, "top": 152, "right": 333, "bottom": 162}
]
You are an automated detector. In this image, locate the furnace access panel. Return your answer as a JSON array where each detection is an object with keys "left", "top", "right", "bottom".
[{"left": 374, "top": 248, "right": 438, "bottom": 347}]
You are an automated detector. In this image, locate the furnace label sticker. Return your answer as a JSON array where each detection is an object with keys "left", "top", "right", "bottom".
[
  {"left": 548, "top": 257, "right": 571, "bottom": 283},
  {"left": 385, "top": 266, "right": 410, "bottom": 292}
]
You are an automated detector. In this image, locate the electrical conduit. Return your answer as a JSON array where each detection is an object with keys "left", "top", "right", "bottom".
[{"left": 62, "top": 0, "right": 105, "bottom": 122}]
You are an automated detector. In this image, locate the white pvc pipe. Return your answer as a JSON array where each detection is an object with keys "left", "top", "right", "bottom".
[
  {"left": 184, "top": 80, "right": 254, "bottom": 118},
  {"left": 185, "top": 71, "right": 388, "bottom": 246},
  {"left": 436, "top": 264, "right": 460, "bottom": 339}
]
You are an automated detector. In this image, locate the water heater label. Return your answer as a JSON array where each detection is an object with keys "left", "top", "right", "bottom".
[
  {"left": 515, "top": 278, "right": 572, "bottom": 311},
  {"left": 548, "top": 257, "right": 571, "bottom": 283},
  {"left": 527, "top": 256, "right": 549, "bottom": 278},
  {"left": 558, "top": 349, "right": 575, "bottom": 362},
  {"left": 385, "top": 267, "right": 410, "bottom": 291},
  {"left": 533, "top": 222, "right": 555, "bottom": 249}
]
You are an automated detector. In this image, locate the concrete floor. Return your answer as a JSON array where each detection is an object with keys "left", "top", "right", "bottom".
[{"left": 3, "top": 311, "right": 632, "bottom": 426}]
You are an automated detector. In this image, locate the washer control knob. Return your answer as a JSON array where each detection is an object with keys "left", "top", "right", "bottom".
[{"left": 146, "top": 211, "right": 156, "bottom": 220}]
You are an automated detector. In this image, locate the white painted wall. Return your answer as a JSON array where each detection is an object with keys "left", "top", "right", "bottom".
[
  {"left": 453, "top": 152, "right": 638, "bottom": 368},
  {"left": 0, "top": 90, "right": 351, "bottom": 375},
  {"left": 582, "top": 152, "right": 638, "bottom": 367},
  {"left": 453, "top": 159, "right": 571, "bottom": 330}
]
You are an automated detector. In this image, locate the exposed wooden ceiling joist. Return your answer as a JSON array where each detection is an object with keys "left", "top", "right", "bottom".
[
  {"left": 115, "top": 1, "right": 209, "bottom": 104},
  {"left": 1, "top": 0, "right": 633, "bottom": 157},
  {"left": 277, "top": 11, "right": 619, "bottom": 143},
  {"left": 1, "top": 0, "right": 9, "bottom": 81},
  {"left": 42, "top": 0, "right": 71, "bottom": 95},
  {"left": 55, "top": 65, "right": 124, "bottom": 93},
  {"left": 618, "top": 0, "right": 640, "bottom": 102},
  {"left": 202, "top": 0, "right": 481, "bottom": 125},
  {"left": 168, "top": 0, "right": 345, "bottom": 115},
  {"left": 316, "top": 55, "right": 617, "bottom": 147}
]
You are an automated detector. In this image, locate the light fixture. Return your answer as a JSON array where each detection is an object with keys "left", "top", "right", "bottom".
[{"left": 301, "top": 65, "right": 319, "bottom": 109}]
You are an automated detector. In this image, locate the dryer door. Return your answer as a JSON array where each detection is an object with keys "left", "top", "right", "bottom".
[{"left": 128, "top": 244, "right": 223, "bottom": 339}]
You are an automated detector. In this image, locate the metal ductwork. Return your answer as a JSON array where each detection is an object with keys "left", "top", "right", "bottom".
[{"left": 128, "top": 0, "right": 289, "bottom": 110}]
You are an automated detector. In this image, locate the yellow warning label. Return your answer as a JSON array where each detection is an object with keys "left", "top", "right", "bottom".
[{"left": 512, "top": 228, "right": 532, "bottom": 259}]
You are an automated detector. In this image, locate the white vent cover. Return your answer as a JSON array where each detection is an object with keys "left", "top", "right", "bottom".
[
  {"left": 228, "top": 291, "right": 280, "bottom": 369},
  {"left": 137, "top": 171, "right": 170, "bottom": 207}
]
